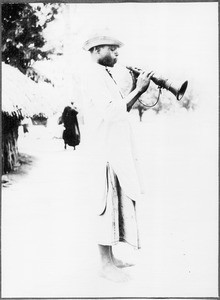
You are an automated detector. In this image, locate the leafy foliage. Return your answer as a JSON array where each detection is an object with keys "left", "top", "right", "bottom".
[{"left": 1, "top": 3, "right": 63, "bottom": 75}]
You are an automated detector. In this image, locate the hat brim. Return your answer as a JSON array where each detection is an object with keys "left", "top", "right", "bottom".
[{"left": 83, "top": 36, "right": 124, "bottom": 51}]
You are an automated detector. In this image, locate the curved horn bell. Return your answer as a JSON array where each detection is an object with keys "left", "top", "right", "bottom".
[{"left": 151, "top": 76, "right": 188, "bottom": 101}]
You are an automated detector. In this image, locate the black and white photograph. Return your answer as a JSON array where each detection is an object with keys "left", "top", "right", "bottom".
[{"left": 1, "top": 1, "right": 219, "bottom": 298}]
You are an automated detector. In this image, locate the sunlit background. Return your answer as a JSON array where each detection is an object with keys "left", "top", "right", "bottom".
[
  {"left": 2, "top": 2, "right": 219, "bottom": 298},
  {"left": 34, "top": 2, "right": 218, "bottom": 115}
]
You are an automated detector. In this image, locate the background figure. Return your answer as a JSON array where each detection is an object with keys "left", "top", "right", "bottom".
[
  {"left": 137, "top": 105, "right": 145, "bottom": 122},
  {"left": 61, "top": 102, "right": 80, "bottom": 150},
  {"left": 20, "top": 116, "right": 32, "bottom": 137}
]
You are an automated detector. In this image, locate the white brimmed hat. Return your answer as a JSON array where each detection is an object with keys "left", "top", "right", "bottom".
[{"left": 83, "top": 33, "right": 124, "bottom": 51}]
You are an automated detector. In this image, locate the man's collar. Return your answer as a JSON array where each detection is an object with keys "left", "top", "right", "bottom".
[{"left": 90, "top": 60, "right": 111, "bottom": 72}]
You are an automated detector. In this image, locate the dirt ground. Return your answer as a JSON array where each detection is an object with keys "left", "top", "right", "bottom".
[
  {"left": 1, "top": 111, "right": 218, "bottom": 298},
  {"left": 2, "top": 153, "right": 36, "bottom": 187}
]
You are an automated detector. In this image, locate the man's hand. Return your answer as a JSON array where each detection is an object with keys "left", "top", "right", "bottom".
[
  {"left": 125, "top": 70, "right": 154, "bottom": 111},
  {"left": 136, "top": 71, "right": 154, "bottom": 94}
]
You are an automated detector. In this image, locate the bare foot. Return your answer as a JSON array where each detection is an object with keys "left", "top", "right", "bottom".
[
  {"left": 99, "top": 263, "right": 131, "bottom": 282},
  {"left": 112, "top": 257, "right": 135, "bottom": 268}
]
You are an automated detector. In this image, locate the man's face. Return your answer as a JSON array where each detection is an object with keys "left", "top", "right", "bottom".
[{"left": 96, "top": 45, "right": 119, "bottom": 67}]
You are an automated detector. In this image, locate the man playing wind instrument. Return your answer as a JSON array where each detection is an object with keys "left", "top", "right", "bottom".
[{"left": 81, "top": 30, "right": 153, "bottom": 282}]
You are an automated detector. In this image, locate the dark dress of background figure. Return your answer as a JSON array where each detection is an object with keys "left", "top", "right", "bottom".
[{"left": 61, "top": 105, "right": 80, "bottom": 150}]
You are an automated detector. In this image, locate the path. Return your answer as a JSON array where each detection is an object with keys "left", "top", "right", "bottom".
[{"left": 2, "top": 112, "right": 218, "bottom": 298}]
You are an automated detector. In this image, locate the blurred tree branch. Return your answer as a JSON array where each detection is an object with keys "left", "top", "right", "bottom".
[{"left": 2, "top": 3, "right": 63, "bottom": 79}]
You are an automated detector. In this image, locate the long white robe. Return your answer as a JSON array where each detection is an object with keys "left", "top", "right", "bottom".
[{"left": 81, "top": 61, "right": 143, "bottom": 215}]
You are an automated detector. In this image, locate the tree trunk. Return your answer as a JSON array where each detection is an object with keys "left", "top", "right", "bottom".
[
  {"left": 2, "top": 128, "right": 19, "bottom": 174},
  {"left": 2, "top": 113, "right": 20, "bottom": 175}
]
